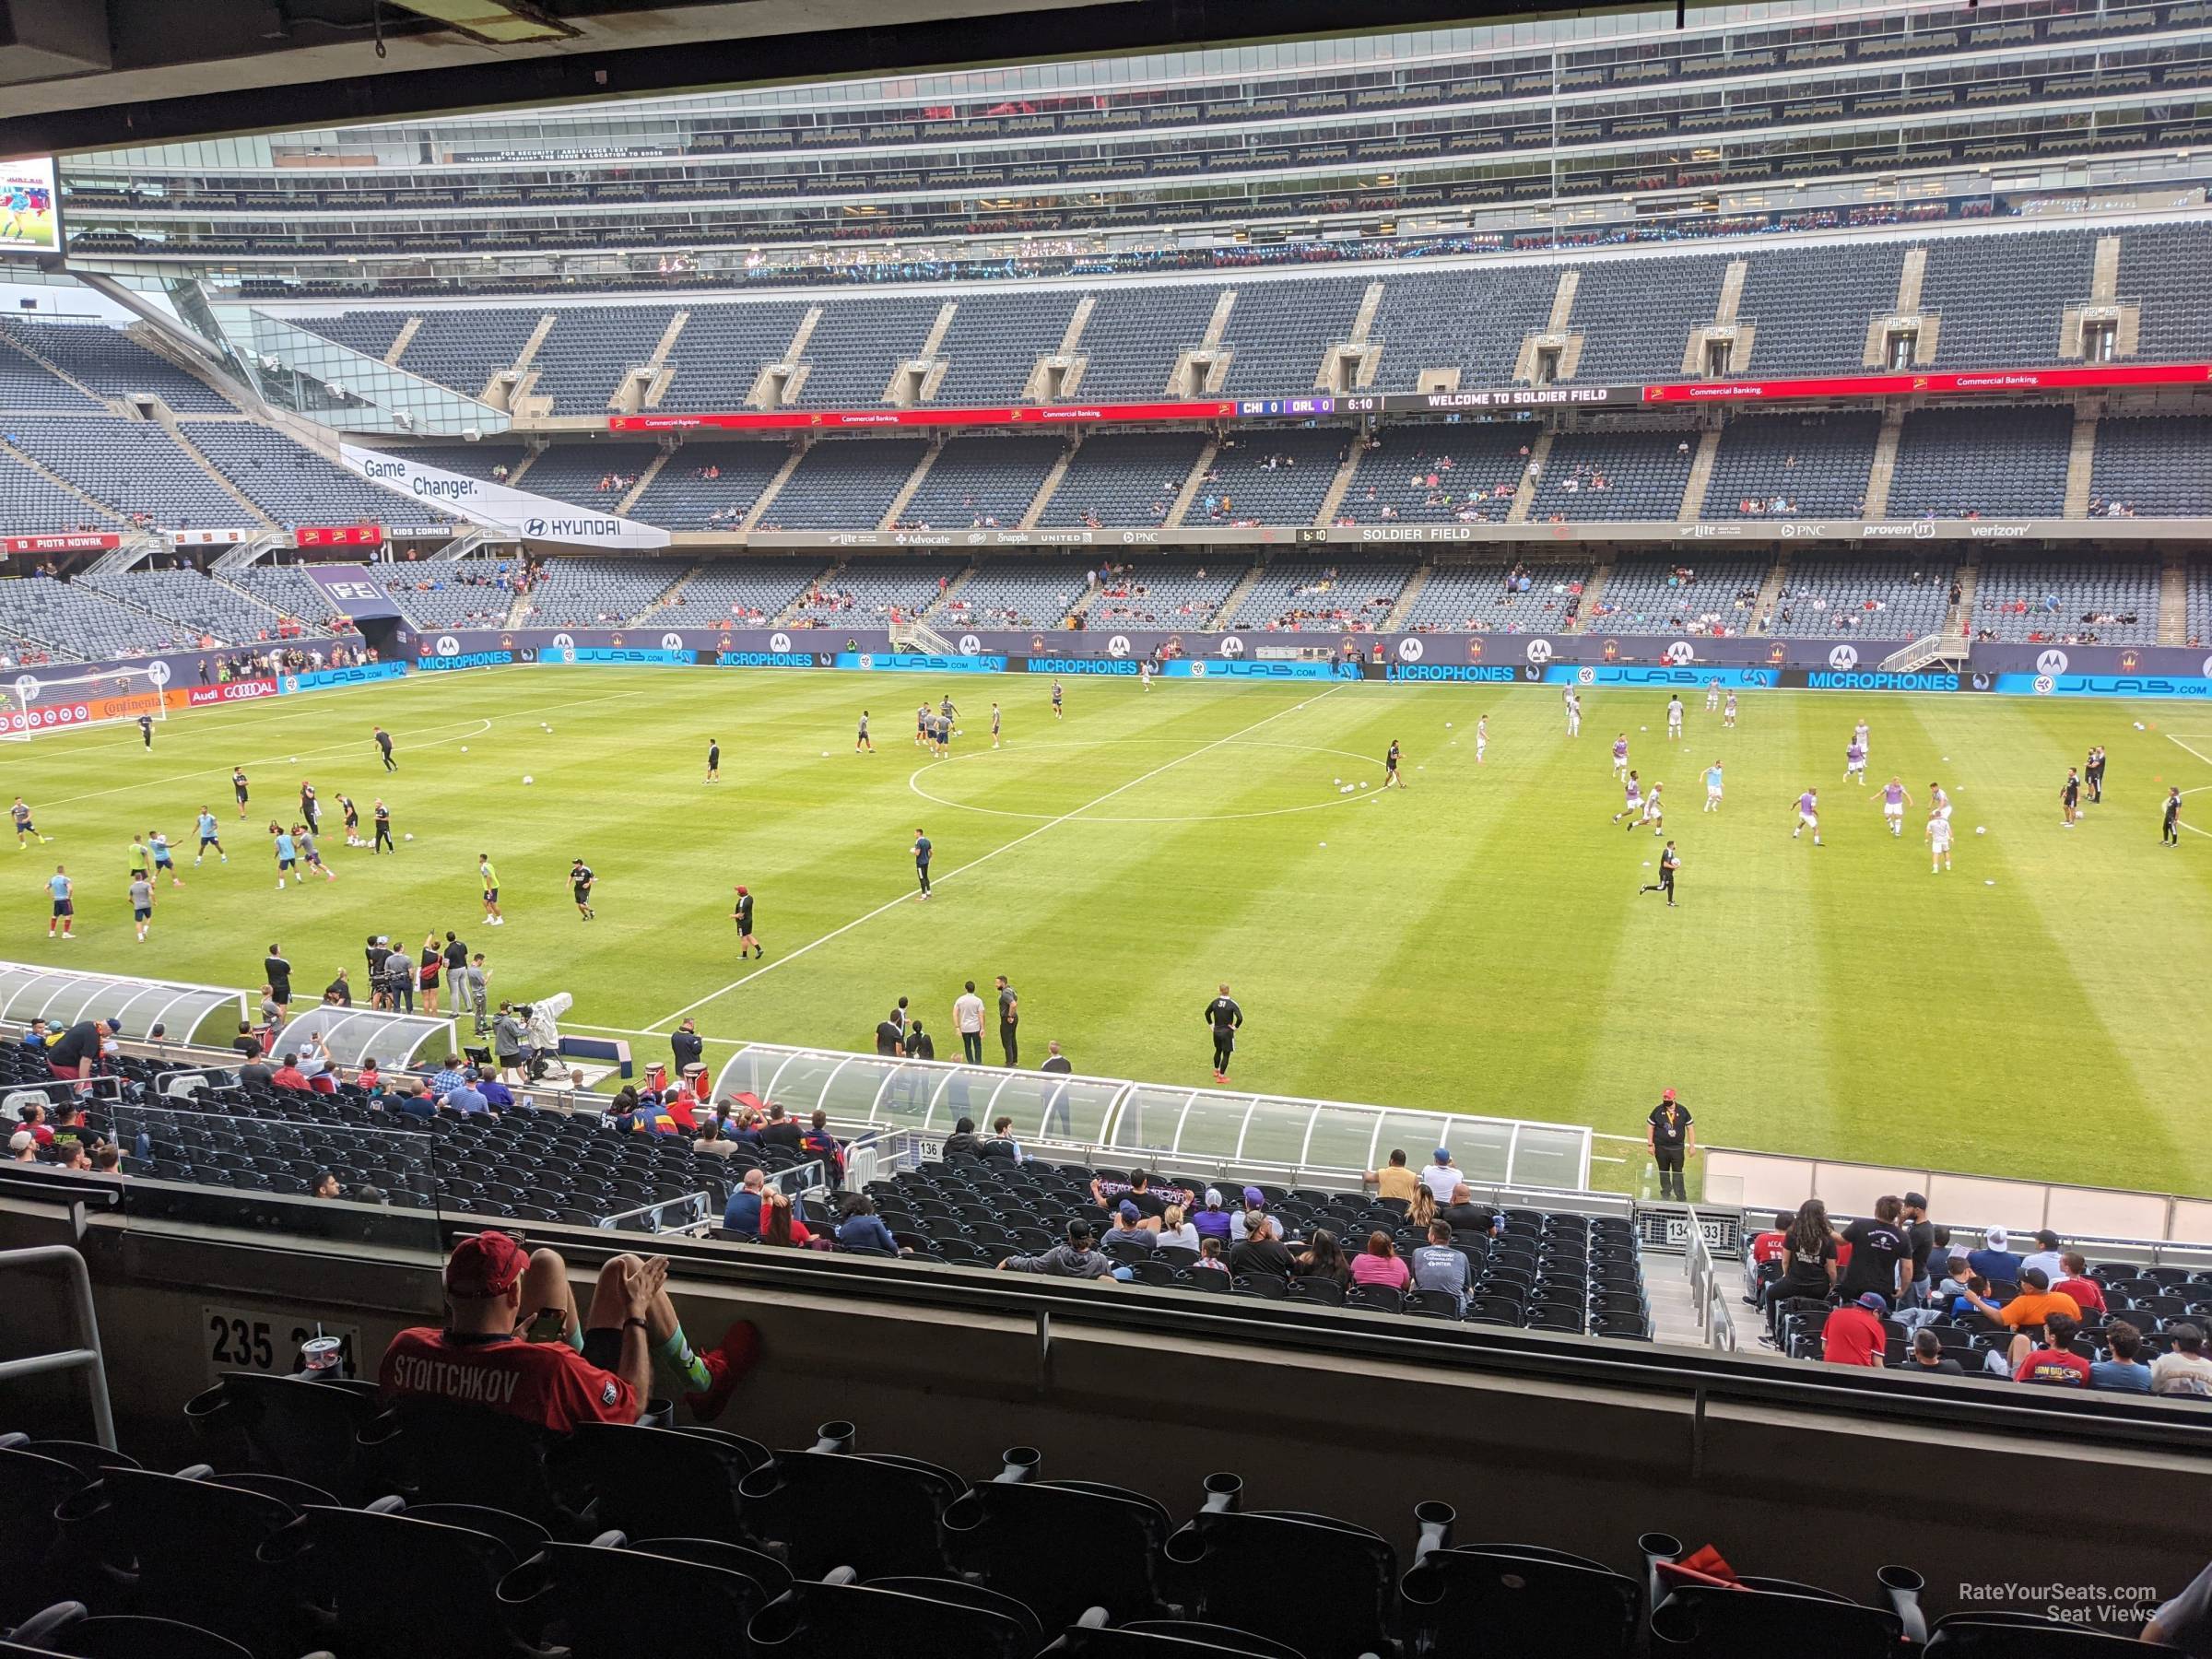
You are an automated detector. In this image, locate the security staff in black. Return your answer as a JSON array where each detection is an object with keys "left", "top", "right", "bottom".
[
  {"left": 994, "top": 976, "right": 1019, "bottom": 1066},
  {"left": 2165, "top": 786, "right": 2183, "bottom": 847},
  {"left": 1639, "top": 841, "right": 1680, "bottom": 908},
  {"left": 1646, "top": 1091, "right": 1693, "bottom": 1201},
  {"left": 1204, "top": 983, "right": 1243, "bottom": 1082}
]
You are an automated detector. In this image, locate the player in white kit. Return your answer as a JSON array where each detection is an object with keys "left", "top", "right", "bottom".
[
  {"left": 1853, "top": 718, "right": 1871, "bottom": 762},
  {"left": 1703, "top": 762, "right": 1724, "bottom": 812},
  {"left": 1877, "top": 776, "right": 1913, "bottom": 836},
  {"left": 1705, "top": 678, "right": 1721, "bottom": 712},
  {"left": 1612, "top": 734, "right": 1630, "bottom": 780},
  {"left": 1138, "top": 661, "right": 1153, "bottom": 691},
  {"left": 1476, "top": 714, "right": 1488, "bottom": 763},
  {"left": 1723, "top": 691, "right": 1738, "bottom": 728},
  {"left": 1564, "top": 690, "right": 1582, "bottom": 736},
  {"left": 1641, "top": 782, "right": 1666, "bottom": 834},
  {"left": 1793, "top": 787, "right": 1822, "bottom": 845},
  {"left": 1926, "top": 809, "right": 1953, "bottom": 872},
  {"left": 1930, "top": 782, "right": 1953, "bottom": 822},
  {"left": 1612, "top": 771, "right": 1643, "bottom": 825},
  {"left": 1844, "top": 738, "right": 1867, "bottom": 783},
  {"left": 1666, "top": 696, "right": 1684, "bottom": 741}
]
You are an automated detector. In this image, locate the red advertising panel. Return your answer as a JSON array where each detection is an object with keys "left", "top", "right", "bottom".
[
  {"left": 177, "top": 677, "right": 279, "bottom": 709},
  {"left": 1, "top": 688, "right": 162, "bottom": 735},
  {"left": 2, "top": 534, "right": 122, "bottom": 554},
  {"left": 611, "top": 400, "right": 1233, "bottom": 433},
  {"left": 1643, "top": 360, "right": 2212, "bottom": 404},
  {"left": 296, "top": 525, "right": 383, "bottom": 547}
]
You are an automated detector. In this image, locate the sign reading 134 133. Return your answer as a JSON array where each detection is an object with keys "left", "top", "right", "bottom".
[{"left": 203, "top": 1303, "right": 361, "bottom": 1383}]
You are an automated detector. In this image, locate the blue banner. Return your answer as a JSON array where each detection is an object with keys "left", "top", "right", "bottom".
[
  {"left": 564, "top": 647, "right": 698, "bottom": 665},
  {"left": 1800, "top": 670, "right": 1961, "bottom": 693},
  {"left": 1166, "top": 658, "right": 1347, "bottom": 681},
  {"left": 1026, "top": 656, "right": 1139, "bottom": 677},
  {"left": 1994, "top": 672, "right": 2212, "bottom": 700},
  {"left": 834, "top": 651, "right": 1009, "bottom": 674},
  {"left": 1543, "top": 665, "right": 1779, "bottom": 688},
  {"left": 279, "top": 662, "right": 410, "bottom": 693},
  {"left": 1385, "top": 663, "right": 1522, "bottom": 683},
  {"left": 418, "top": 650, "right": 513, "bottom": 673},
  {"left": 715, "top": 651, "right": 821, "bottom": 670}
]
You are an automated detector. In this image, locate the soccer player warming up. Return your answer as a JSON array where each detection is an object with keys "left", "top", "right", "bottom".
[
  {"left": 1563, "top": 689, "right": 1581, "bottom": 737},
  {"left": 1926, "top": 808, "right": 1953, "bottom": 874},
  {"left": 733, "top": 885, "right": 761, "bottom": 958},
  {"left": 1703, "top": 761, "right": 1724, "bottom": 814},
  {"left": 1876, "top": 777, "right": 1912, "bottom": 836},
  {"left": 1641, "top": 782, "right": 1665, "bottom": 835},
  {"left": 1382, "top": 740, "right": 1406, "bottom": 788},
  {"left": 571, "top": 857, "right": 596, "bottom": 921},
  {"left": 855, "top": 710, "right": 872, "bottom": 753},
  {"left": 1612, "top": 771, "right": 1642, "bottom": 826},
  {"left": 2060, "top": 767, "right": 2082, "bottom": 828},
  {"left": 1205, "top": 983, "right": 1242, "bottom": 1083},
  {"left": 1666, "top": 696, "right": 1684, "bottom": 742},
  {"left": 912, "top": 830, "right": 933, "bottom": 900},
  {"left": 1612, "top": 733, "right": 1630, "bottom": 780},
  {"left": 1793, "top": 787, "right": 1822, "bottom": 846},
  {"left": 1476, "top": 714, "right": 1488, "bottom": 763},
  {"left": 1051, "top": 678, "right": 1065, "bottom": 721},
  {"left": 2164, "top": 786, "right": 2183, "bottom": 847},
  {"left": 12, "top": 796, "right": 50, "bottom": 849}
]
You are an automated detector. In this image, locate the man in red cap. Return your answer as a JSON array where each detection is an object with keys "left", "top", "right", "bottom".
[
  {"left": 1645, "top": 1088, "right": 1694, "bottom": 1201},
  {"left": 378, "top": 1230, "right": 757, "bottom": 1433}
]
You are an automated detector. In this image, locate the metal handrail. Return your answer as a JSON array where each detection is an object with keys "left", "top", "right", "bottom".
[
  {"left": 1682, "top": 1208, "right": 1735, "bottom": 1352},
  {"left": 0, "top": 1245, "right": 117, "bottom": 1449}
]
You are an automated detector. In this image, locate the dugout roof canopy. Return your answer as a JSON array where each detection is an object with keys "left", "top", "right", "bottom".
[
  {"left": 712, "top": 1042, "right": 1590, "bottom": 1192},
  {"left": 274, "top": 1005, "right": 452, "bottom": 1070},
  {"left": 0, "top": 962, "right": 244, "bottom": 1042}
]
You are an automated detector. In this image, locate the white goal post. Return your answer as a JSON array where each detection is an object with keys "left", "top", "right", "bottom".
[{"left": 0, "top": 665, "right": 170, "bottom": 741}]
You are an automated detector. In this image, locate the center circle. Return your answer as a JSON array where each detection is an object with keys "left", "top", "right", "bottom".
[{"left": 907, "top": 737, "right": 1387, "bottom": 824}]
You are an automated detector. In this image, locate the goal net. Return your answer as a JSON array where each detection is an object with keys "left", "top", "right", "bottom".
[{"left": 0, "top": 665, "right": 168, "bottom": 741}]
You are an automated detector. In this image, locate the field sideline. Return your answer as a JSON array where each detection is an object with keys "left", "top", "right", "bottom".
[{"left": 6, "top": 663, "right": 2210, "bottom": 1196}]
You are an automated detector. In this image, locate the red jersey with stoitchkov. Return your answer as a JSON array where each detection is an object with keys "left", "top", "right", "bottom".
[{"left": 379, "top": 1329, "right": 635, "bottom": 1431}]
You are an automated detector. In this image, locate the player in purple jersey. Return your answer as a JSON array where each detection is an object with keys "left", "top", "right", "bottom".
[
  {"left": 1845, "top": 739, "right": 1867, "bottom": 783},
  {"left": 1876, "top": 776, "right": 1913, "bottom": 836},
  {"left": 1612, "top": 734, "right": 1630, "bottom": 780},
  {"left": 1612, "top": 771, "right": 1642, "bottom": 824},
  {"left": 1793, "top": 788, "right": 1822, "bottom": 845}
]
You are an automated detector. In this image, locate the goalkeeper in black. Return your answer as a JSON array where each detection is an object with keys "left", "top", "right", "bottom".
[{"left": 1204, "top": 983, "right": 1243, "bottom": 1084}]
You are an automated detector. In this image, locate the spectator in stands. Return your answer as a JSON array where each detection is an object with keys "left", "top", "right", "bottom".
[
  {"left": 44, "top": 1018, "right": 116, "bottom": 1081},
  {"left": 1421, "top": 1147, "right": 1461, "bottom": 1203},
  {"left": 428, "top": 1053, "right": 470, "bottom": 1098},
  {"left": 1230, "top": 1186, "right": 1269, "bottom": 1241},
  {"left": 1967, "top": 1226, "right": 2024, "bottom": 1285},
  {"left": 1958, "top": 1265, "right": 2079, "bottom": 1332},
  {"left": 2011, "top": 1312, "right": 2090, "bottom": 1387},
  {"left": 1107, "top": 1201, "right": 1156, "bottom": 1251},
  {"left": 1899, "top": 1194, "right": 1935, "bottom": 1306},
  {"left": 1838, "top": 1195, "right": 1912, "bottom": 1311},
  {"left": 2152, "top": 1324, "right": 2212, "bottom": 1398},
  {"left": 356, "top": 1057, "right": 382, "bottom": 1096},
  {"left": 1094, "top": 1168, "right": 1167, "bottom": 1219},
  {"left": 378, "top": 1230, "right": 756, "bottom": 1429},
  {"left": 1194, "top": 1188, "right": 1234, "bottom": 1244},
  {"left": 1903, "top": 1329, "right": 1963, "bottom": 1377},
  {"left": 996, "top": 1219, "right": 1129, "bottom": 1280},
  {"left": 230, "top": 1020, "right": 261, "bottom": 1063},
  {"left": 2020, "top": 1230, "right": 2066, "bottom": 1286},
  {"left": 981, "top": 1115, "right": 1023, "bottom": 1163},
  {"left": 238, "top": 1050, "right": 275, "bottom": 1088},
  {"left": 1362, "top": 1148, "right": 1422, "bottom": 1203},
  {"left": 1413, "top": 1221, "right": 1476, "bottom": 1312},
  {"left": 311, "top": 1171, "right": 340, "bottom": 1199},
  {"left": 91, "top": 1147, "right": 120, "bottom": 1178},
  {"left": 942, "top": 1116, "right": 982, "bottom": 1158},
  {"left": 2090, "top": 1321, "right": 2154, "bottom": 1393},
  {"left": 1230, "top": 1215, "right": 1294, "bottom": 1279},
  {"left": 477, "top": 1066, "right": 514, "bottom": 1112},
  {"left": 1441, "top": 1183, "right": 1492, "bottom": 1235},
  {"left": 1406, "top": 1185, "right": 1438, "bottom": 1233},
  {"left": 2053, "top": 1253, "right": 2105, "bottom": 1315},
  {"left": 1821, "top": 1291, "right": 1888, "bottom": 1368},
  {"left": 834, "top": 1195, "right": 903, "bottom": 1254},
  {"left": 1351, "top": 1231, "right": 1412, "bottom": 1291},
  {"left": 445, "top": 1070, "right": 490, "bottom": 1115},
  {"left": 759, "top": 1192, "right": 812, "bottom": 1248},
  {"left": 7, "top": 1130, "right": 35, "bottom": 1163},
  {"left": 1293, "top": 1229, "right": 1351, "bottom": 1287},
  {"left": 759, "top": 1104, "right": 804, "bottom": 1152},
  {"left": 1156, "top": 1205, "right": 1198, "bottom": 1252},
  {"left": 269, "top": 1052, "right": 310, "bottom": 1091},
  {"left": 722, "top": 1168, "right": 769, "bottom": 1236},
  {"left": 1194, "top": 1238, "right": 1229, "bottom": 1276},
  {"left": 1767, "top": 1200, "right": 1841, "bottom": 1329}
]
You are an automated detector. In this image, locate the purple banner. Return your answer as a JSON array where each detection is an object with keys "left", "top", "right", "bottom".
[{"left": 303, "top": 564, "right": 406, "bottom": 623}]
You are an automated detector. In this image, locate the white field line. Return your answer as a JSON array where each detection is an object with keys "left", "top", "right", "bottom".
[{"left": 645, "top": 686, "right": 1345, "bottom": 1031}]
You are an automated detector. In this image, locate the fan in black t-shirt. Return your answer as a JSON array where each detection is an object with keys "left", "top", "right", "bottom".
[{"left": 1838, "top": 1194, "right": 1912, "bottom": 1308}]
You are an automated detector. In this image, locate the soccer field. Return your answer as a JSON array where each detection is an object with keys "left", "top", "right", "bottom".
[{"left": 8, "top": 664, "right": 2211, "bottom": 1195}]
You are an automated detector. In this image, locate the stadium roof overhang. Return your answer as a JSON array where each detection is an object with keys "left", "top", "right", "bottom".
[{"left": 0, "top": 0, "right": 1629, "bottom": 160}]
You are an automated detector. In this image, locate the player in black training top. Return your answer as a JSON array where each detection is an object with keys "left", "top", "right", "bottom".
[
  {"left": 2165, "top": 786, "right": 2183, "bottom": 847},
  {"left": 706, "top": 739, "right": 721, "bottom": 782},
  {"left": 1639, "top": 841, "right": 1681, "bottom": 909},
  {"left": 373, "top": 725, "right": 396, "bottom": 771},
  {"left": 2086, "top": 744, "right": 2105, "bottom": 804},
  {"left": 136, "top": 714, "right": 153, "bottom": 748},
  {"left": 911, "top": 830, "right": 933, "bottom": 900},
  {"left": 1204, "top": 983, "right": 1243, "bottom": 1083},
  {"left": 2060, "top": 767, "right": 2082, "bottom": 828},
  {"left": 1383, "top": 740, "right": 1405, "bottom": 790},
  {"left": 571, "top": 858, "right": 596, "bottom": 921},
  {"left": 733, "top": 885, "right": 760, "bottom": 958},
  {"left": 232, "top": 767, "right": 251, "bottom": 819}
]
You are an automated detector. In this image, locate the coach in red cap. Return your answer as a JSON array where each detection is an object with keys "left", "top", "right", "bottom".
[
  {"left": 1645, "top": 1088, "right": 1694, "bottom": 1202},
  {"left": 378, "top": 1230, "right": 757, "bottom": 1433}
]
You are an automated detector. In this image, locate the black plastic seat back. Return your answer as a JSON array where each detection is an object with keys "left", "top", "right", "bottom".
[
  {"left": 500, "top": 1538, "right": 776, "bottom": 1659},
  {"left": 0, "top": 1603, "right": 253, "bottom": 1659},
  {"left": 564, "top": 1422, "right": 769, "bottom": 1546},
  {"left": 56, "top": 1467, "right": 302, "bottom": 1645},
  {"left": 283, "top": 1502, "right": 533, "bottom": 1659},
  {"left": 1041, "top": 1615, "right": 1306, "bottom": 1657},
  {"left": 736, "top": 1449, "right": 961, "bottom": 1579},
  {"left": 1649, "top": 1583, "right": 1904, "bottom": 1658},
  {"left": 944, "top": 1477, "right": 1173, "bottom": 1630},
  {"left": 1924, "top": 1612, "right": 2148, "bottom": 1654},
  {"left": 747, "top": 1573, "right": 1039, "bottom": 1659},
  {"left": 1165, "top": 1507, "right": 1396, "bottom": 1659},
  {"left": 369, "top": 1399, "right": 566, "bottom": 1522},
  {"left": 185, "top": 1371, "right": 381, "bottom": 1502},
  {"left": 1400, "top": 1543, "right": 1641, "bottom": 1658},
  {"left": 0, "top": 1449, "right": 93, "bottom": 1621}
]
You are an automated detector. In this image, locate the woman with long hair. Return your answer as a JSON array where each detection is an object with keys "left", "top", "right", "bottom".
[
  {"left": 1767, "top": 1197, "right": 1841, "bottom": 1336},
  {"left": 418, "top": 932, "right": 442, "bottom": 1017},
  {"left": 1294, "top": 1227, "right": 1351, "bottom": 1285},
  {"left": 760, "top": 1191, "right": 813, "bottom": 1248},
  {"left": 1408, "top": 1185, "right": 1438, "bottom": 1230},
  {"left": 1350, "top": 1230, "right": 1411, "bottom": 1290}
]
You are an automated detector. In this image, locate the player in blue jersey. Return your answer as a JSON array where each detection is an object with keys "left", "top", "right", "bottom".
[
  {"left": 46, "top": 865, "right": 73, "bottom": 938},
  {"left": 1703, "top": 762, "right": 1724, "bottom": 814}
]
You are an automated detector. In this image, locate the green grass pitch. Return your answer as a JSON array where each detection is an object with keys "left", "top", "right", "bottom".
[{"left": 8, "top": 664, "right": 2209, "bottom": 1196}]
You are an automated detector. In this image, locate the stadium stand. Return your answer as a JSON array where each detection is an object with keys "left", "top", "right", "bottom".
[
  {"left": 496, "top": 443, "right": 656, "bottom": 510},
  {"left": 390, "top": 308, "right": 545, "bottom": 402},
  {"left": 1530, "top": 429, "right": 1699, "bottom": 522},
  {"left": 384, "top": 442, "right": 532, "bottom": 483},
  {"left": 1193, "top": 429, "right": 1347, "bottom": 526},
  {"left": 1702, "top": 413, "right": 1881, "bottom": 520},
  {"left": 1039, "top": 432, "right": 1207, "bottom": 528},
  {"left": 1371, "top": 265, "right": 1560, "bottom": 391},
  {"left": 936, "top": 557, "right": 1090, "bottom": 628},
  {"left": 661, "top": 557, "right": 826, "bottom": 623},
  {"left": 1217, "top": 276, "right": 1370, "bottom": 395},
  {"left": 0, "top": 321, "right": 237, "bottom": 412},
  {"left": 0, "top": 418, "right": 248, "bottom": 530},
  {"left": 178, "top": 423, "right": 453, "bottom": 535},
  {"left": 1588, "top": 555, "right": 1771, "bottom": 634},
  {"left": 1337, "top": 424, "right": 1530, "bottom": 524},
  {"left": 789, "top": 296, "right": 945, "bottom": 406},
  {"left": 1402, "top": 559, "right": 1592, "bottom": 633},
  {"left": 376, "top": 559, "right": 526, "bottom": 628},
  {"left": 1766, "top": 557, "right": 1957, "bottom": 639},
  {"left": 1228, "top": 557, "right": 1415, "bottom": 630},
  {"left": 895, "top": 436, "right": 1064, "bottom": 529},
  {"left": 653, "top": 300, "right": 811, "bottom": 411},
  {"left": 1968, "top": 558, "right": 2161, "bottom": 644},
  {"left": 1066, "top": 285, "right": 1229, "bottom": 402},
  {"left": 2086, "top": 414, "right": 2212, "bottom": 518},
  {"left": 224, "top": 564, "right": 356, "bottom": 626},
  {"left": 1570, "top": 254, "right": 1735, "bottom": 383},
  {"left": 1917, "top": 229, "right": 2100, "bottom": 368},
  {"left": 530, "top": 306, "right": 680, "bottom": 417},
  {"left": 2120, "top": 221, "right": 2212, "bottom": 363},
  {"left": 1735, "top": 243, "right": 1908, "bottom": 380},
  {"left": 767, "top": 439, "right": 929, "bottom": 530},
  {"left": 75, "top": 569, "right": 298, "bottom": 645},
  {"left": 931, "top": 291, "right": 1083, "bottom": 408},
  {"left": 1086, "top": 559, "right": 1241, "bottom": 627},
  {"left": 518, "top": 557, "right": 677, "bottom": 627},
  {"left": 630, "top": 442, "right": 796, "bottom": 531},
  {"left": 0, "top": 573, "right": 202, "bottom": 656},
  {"left": 0, "top": 453, "right": 116, "bottom": 535},
  {"left": 1886, "top": 404, "right": 2074, "bottom": 520},
  {"left": 0, "top": 335, "right": 104, "bottom": 409},
  {"left": 787, "top": 553, "right": 962, "bottom": 623}
]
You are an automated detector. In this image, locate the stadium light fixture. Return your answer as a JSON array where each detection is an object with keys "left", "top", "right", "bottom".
[{"left": 388, "top": 1, "right": 581, "bottom": 44}]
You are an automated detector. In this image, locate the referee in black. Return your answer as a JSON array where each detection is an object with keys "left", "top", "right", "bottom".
[
  {"left": 2165, "top": 785, "right": 2183, "bottom": 847},
  {"left": 1204, "top": 982, "right": 1242, "bottom": 1083},
  {"left": 1638, "top": 841, "right": 1680, "bottom": 908}
]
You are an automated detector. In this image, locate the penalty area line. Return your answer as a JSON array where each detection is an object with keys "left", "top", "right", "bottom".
[{"left": 644, "top": 686, "right": 1345, "bottom": 1032}]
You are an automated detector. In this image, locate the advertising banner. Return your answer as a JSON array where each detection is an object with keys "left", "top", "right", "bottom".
[
  {"left": 834, "top": 651, "right": 1010, "bottom": 674},
  {"left": 302, "top": 564, "right": 406, "bottom": 623},
  {"left": 336, "top": 444, "right": 671, "bottom": 549},
  {"left": 1994, "top": 671, "right": 2212, "bottom": 699},
  {"left": 418, "top": 649, "right": 516, "bottom": 673},
  {"left": 1, "top": 687, "right": 161, "bottom": 735},
  {"left": 610, "top": 401, "right": 1234, "bottom": 434},
  {"left": 1644, "top": 360, "right": 2212, "bottom": 405},
  {"left": 178, "top": 677, "right": 280, "bottom": 708},
  {"left": 169, "top": 528, "right": 250, "bottom": 547},
  {"left": 295, "top": 525, "right": 383, "bottom": 547},
  {"left": 279, "top": 662, "right": 410, "bottom": 693},
  {"left": 2, "top": 533, "right": 120, "bottom": 555},
  {"left": 0, "top": 158, "right": 60, "bottom": 258}
]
